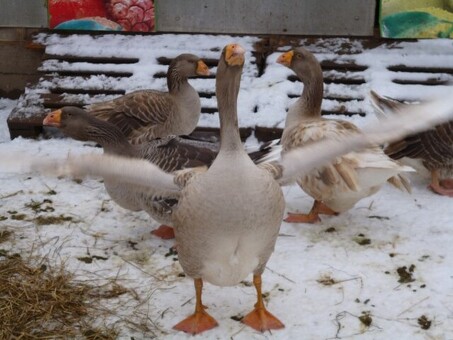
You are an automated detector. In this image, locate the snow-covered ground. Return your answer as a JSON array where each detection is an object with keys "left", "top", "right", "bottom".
[{"left": 1, "top": 35, "right": 453, "bottom": 339}]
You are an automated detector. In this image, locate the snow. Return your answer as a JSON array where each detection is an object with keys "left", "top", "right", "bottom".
[
  {"left": 0, "top": 98, "right": 17, "bottom": 142},
  {"left": 12, "top": 33, "right": 453, "bottom": 131},
  {"left": 1, "top": 34, "right": 453, "bottom": 338}
]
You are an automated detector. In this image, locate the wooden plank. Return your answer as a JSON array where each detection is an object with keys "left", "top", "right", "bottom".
[
  {"left": 155, "top": 0, "right": 376, "bottom": 36},
  {"left": 43, "top": 54, "right": 140, "bottom": 64},
  {"left": 287, "top": 75, "right": 366, "bottom": 85},
  {"left": 392, "top": 78, "right": 450, "bottom": 86},
  {"left": 41, "top": 70, "right": 134, "bottom": 77},
  {"left": 7, "top": 110, "right": 47, "bottom": 140},
  {"left": 41, "top": 93, "right": 86, "bottom": 108},
  {"left": 198, "top": 92, "right": 215, "bottom": 99},
  {"left": 50, "top": 88, "right": 126, "bottom": 96},
  {"left": 321, "top": 109, "right": 365, "bottom": 117},
  {"left": 255, "top": 126, "right": 283, "bottom": 143},
  {"left": 388, "top": 65, "right": 453, "bottom": 74},
  {"left": 320, "top": 61, "right": 368, "bottom": 72},
  {"left": 153, "top": 71, "right": 215, "bottom": 79},
  {"left": 156, "top": 56, "right": 219, "bottom": 67},
  {"left": 288, "top": 94, "right": 365, "bottom": 101}
]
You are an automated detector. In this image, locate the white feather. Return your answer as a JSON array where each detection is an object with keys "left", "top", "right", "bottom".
[
  {"left": 1, "top": 94, "right": 453, "bottom": 191},
  {"left": 279, "top": 93, "right": 453, "bottom": 184},
  {"left": 0, "top": 152, "right": 180, "bottom": 196}
]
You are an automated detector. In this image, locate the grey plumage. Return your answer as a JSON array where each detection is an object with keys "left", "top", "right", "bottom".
[
  {"left": 43, "top": 106, "right": 216, "bottom": 225},
  {"left": 86, "top": 54, "right": 209, "bottom": 144},
  {"left": 42, "top": 106, "right": 276, "bottom": 225}
]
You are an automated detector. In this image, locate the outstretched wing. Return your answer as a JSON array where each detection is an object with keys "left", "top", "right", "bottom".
[
  {"left": 264, "top": 93, "right": 453, "bottom": 185},
  {"left": 2, "top": 94, "right": 453, "bottom": 192},
  {"left": 0, "top": 152, "right": 181, "bottom": 197},
  {"left": 370, "top": 90, "right": 453, "bottom": 168}
]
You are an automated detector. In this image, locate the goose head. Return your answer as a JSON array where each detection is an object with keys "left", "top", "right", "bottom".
[
  {"left": 222, "top": 43, "right": 246, "bottom": 67},
  {"left": 169, "top": 53, "right": 210, "bottom": 78},
  {"left": 43, "top": 106, "right": 119, "bottom": 143},
  {"left": 277, "top": 47, "right": 322, "bottom": 85},
  {"left": 277, "top": 47, "right": 324, "bottom": 121}
]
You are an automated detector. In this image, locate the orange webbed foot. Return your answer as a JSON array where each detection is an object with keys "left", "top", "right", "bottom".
[
  {"left": 284, "top": 212, "right": 321, "bottom": 224},
  {"left": 151, "top": 225, "right": 175, "bottom": 239},
  {"left": 284, "top": 201, "right": 338, "bottom": 223},
  {"left": 429, "top": 171, "right": 453, "bottom": 197},
  {"left": 242, "top": 307, "right": 285, "bottom": 332},
  {"left": 429, "top": 184, "right": 453, "bottom": 197},
  {"left": 173, "top": 309, "right": 218, "bottom": 335},
  {"left": 316, "top": 202, "right": 339, "bottom": 216},
  {"left": 439, "top": 179, "right": 453, "bottom": 190}
]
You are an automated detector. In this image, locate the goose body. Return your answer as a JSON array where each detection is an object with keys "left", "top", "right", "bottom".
[
  {"left": 282, "top": 119, "right": 411, "bottom": 213},
  {"left": 278, "top": 48, "right": 412, "bottom": 222},
  {"left": 86, "top": 54, "right": 209, "bottom": 144},
  {"left": 370, "top": 90, "right": 453, "bottom": 197},
  {"left": 43, "top": 107, "right": 216, "bottom": 232},
  {"left": 170, "top": 45, "right": 284, "bottom": 287},
  {"left": 174, "top": 149, "right": 284, "bottom": 286}
]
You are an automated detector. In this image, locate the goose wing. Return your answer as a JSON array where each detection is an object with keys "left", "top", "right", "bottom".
[
  {"left": 370, "top": 90, "right": 453, "bottom": 168},
  {"left": 87, "top": 90, "right": 176, "bottom": 137},
  {"left": 3, "top": 96, "right": 453, "bottom": 193},
  {"left": 263, "top": 95, "right": 453, "bottom": 184}
]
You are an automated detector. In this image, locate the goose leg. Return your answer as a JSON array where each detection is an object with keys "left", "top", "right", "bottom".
[
  {"left": 242, "top": 274, "right": 284, "bottom": 332},
  {"left": 284, "top": 200, "right": 338, "bottom": 223},
  {"left": 173, "top": 278, "right": 218, "bottom": 334},
  {"left": 151, "top": 225, "right": 175, "bottom": 239},
  {"left": 429, "top": 170, "right": 453, "bottom": 197}
]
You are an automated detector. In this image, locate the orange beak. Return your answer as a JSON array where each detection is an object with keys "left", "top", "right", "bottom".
[
  {"left": 196, "top": 60, "right": 210, "bottom": 76},
  {"left": 277, "top": 50, "right": 294, "bottom": 67},
  {"left": 43, "top": 109, "right": 62, "bottom": 127},
  {"left": 225, "top": 44, "right": 245, "bottom": 66}
]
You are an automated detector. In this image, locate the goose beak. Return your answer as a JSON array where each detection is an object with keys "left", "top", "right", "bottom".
[
  {"left": 225, "top": 44, "right": 245, "bottom": 66},
  {"left": 43, "top": 109, "right": 62, "bottom": 127},
  {"left": 277, "top": 50, "right": 294, "bottom": 67},
  {"left": 196, "top": 60, "right": 210, "bottom": 76}
]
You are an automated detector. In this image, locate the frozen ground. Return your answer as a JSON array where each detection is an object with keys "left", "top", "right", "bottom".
[{"left": 1, "top": 35, "right": 453, "bottom": 339}]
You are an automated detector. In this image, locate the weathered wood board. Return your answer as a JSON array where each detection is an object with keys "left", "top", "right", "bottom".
[{"left": 7, "top": 33, "right": 453, "bottom": 142}]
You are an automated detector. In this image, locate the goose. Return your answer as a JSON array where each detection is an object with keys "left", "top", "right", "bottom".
[
  {"left": 7, "top": 46, "right": 453, "bottom": 335},
  {"left": 42, "top": 106, "right": 275, "bottom": 240},
  {"left": 85, "top": 53, "right": 210, "bottom": 144},
  {"left": 370, "top": 90, "right": 453, "bottom": 197},
  {"left": 55, "top": 44, "right": 286, "bottom": 334},
  {"left": 276, "top": 47, "right": 413, "bottom": 223}
]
